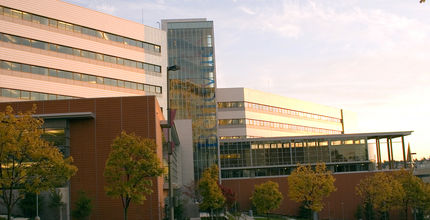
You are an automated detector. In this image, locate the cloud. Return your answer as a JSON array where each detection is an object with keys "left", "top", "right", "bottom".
[{"left": 238, "top": 6, "right": 256, "bottom": 15}]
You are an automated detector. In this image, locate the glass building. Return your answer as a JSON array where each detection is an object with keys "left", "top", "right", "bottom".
[
  {"left": 220, "top": 131, "right": 412, "bottom": 179},
  {"left": 162, "top": 19, "right": 217, "bottom": 180}
]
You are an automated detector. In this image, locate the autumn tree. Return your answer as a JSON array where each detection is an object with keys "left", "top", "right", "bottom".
[
  {"left": 250, "top": 181, "right": 283, "bottom": 218},
  {"left": 288, "top": 163, "right": 336, "bottom": 220},
  {"left": 71, "top": 191, "right": 92, "bottom": 220},
  {"left": 104, "top": 131, "right": 164, "bottom": 220},
  {"left": 0, "top": 105, "right": 77, "bottom": 220},
  {"left": 219, "top": 184, "right": 236, "bottom": 212},
  {"left": 198, "top": 165, "right": 225, "bottom": 218},
  {"left": 356, "top": 172, "right": 404, "bottom": 219}
]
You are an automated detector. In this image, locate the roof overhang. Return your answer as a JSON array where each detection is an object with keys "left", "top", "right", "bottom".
[{"left": 33, "top": 112, "right": 95, "bottom": 120}]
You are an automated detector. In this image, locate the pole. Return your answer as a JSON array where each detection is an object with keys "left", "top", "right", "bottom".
[
  {"left": 167, "top": 68, "right": 174, "bottom": 220},
  {"left": 35, "top": 193, "right": 40, "bottom": 220},
  {"left": 166, "top": 65, "right": 179, "bottom": 220}
]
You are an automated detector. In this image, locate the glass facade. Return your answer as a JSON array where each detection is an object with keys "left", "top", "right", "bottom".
[
  {"left": 164, "top": 20, "right": 217, "bottom": 180},
  {"left": 220, "top": 137, "right": 370, "bottom": 179}
]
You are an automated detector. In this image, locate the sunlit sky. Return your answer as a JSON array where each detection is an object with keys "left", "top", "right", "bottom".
[{"left": 65, "top": 0, "right": 430, "bottom": 159}]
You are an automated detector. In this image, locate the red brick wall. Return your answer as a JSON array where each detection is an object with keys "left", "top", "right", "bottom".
[
  {"left": 0, "top": 96, "right": 165, "bottom": 220},
  {"left": 222, "top": 171, "right": 404, "bottom": 220}
]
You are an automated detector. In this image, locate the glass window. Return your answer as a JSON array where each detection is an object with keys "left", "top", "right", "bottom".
[
  {"left": 1, "top": 61, "right": 12, "bottom": 70},
  {"left": 117, "top": 58, "right": 124, "bottom": 65},
  {"left": 11, "top": 9, "right": 22, "bottom": 19},
  {"left": 31, "top": 40, "right": 48, "bottom": 50},
  {"left": 3, "top": 34, "right": 18, "bottom": 43},
  {"left": 73, "top": 73, "right": 81, "bottom": 81},
  {"left": 9, "top": 89, "right": 20, "bottom": 98},
  {"left": 156, "top": 87, "right": 161, "bottom": 94},
  {"left": 49, "top": 19, "right": 57, "bottom": 27},
  {"left": 48, "top": 69, "right": 57, "bottom": 77},
  {"left": 10, "top": 62, "right": 20, "bottom": 71},
  {"left": 96, "top": 31, "right": 103, "bottom": 38},
  {"left": 96, "top": 53, "right": 103, "bottom": 61},
  {"left": 144, "top": 84, "right": 150, "bottom": 91},
  {"left": 57, "top": 95, "right": 66, "bottom": 100},
  {"left": 96, "top": 77, "right": 103, "bottom": 84},
  {"left": 21, "top": 38, "right": 31, "bottom": 46},
  {"left": 103, "top": 55, "right": 116, "bottom": 64},
  {"left": 124, "top": 81, "right": 131, "bottom": 89},
  {"left": 73, "top": 49, "right": 81, "bottom": 56},
  {"left": 137, "top": 84, "right": 144, "bottom": 90},
  {"left": 73, "top": 25, "right": 82, "bottom": 33},
  {"left": 57, "top": 45, "right": 73, "bottom": 55},
  {"left": 49, "top": 44, "right": 57, "bottom": 52},
  {"left": 21, "top": 91, "right": 30, "bottom": 100},
  {"left": 136, "top": 62, "right": 143, "bottom": 69},
  {"left": 116, "top": 36, "right": 124, "bottom": 43},
  {"left": 118, "top": 80, "right": 124, "bottom": 87},
  {"left": 81, "top": 51, "right": 95, "bottom": 59},
  {"left": 22, "top": 12, "right": 31, "bottom": 21},
  {"left": 88, "top": 75, "right": 96, "bottom": 83},
  {"left": 3, "top": 8, "right": 11, "bottom": 16},
  {"left": 30, "top": 92, "right": 41, "bottom": 100},
  {"left": 130, "top": 82, "right": 137, "bottom": 90},
  {"left": 48, "top": 94, "right": 57, "bottom": 100},
  {"left": 0, "top": 6, "right": 3, "bottom": 15},
  {"left": 21, "top": 64, "right": 31, "bottom": 73},
  {"left": 34, "top": 66, "right": 48, "bottom": 75},
  {"left": 154, "top": 66, "right": 161, "bottom": 73},
  {"left": 81, "top": 74, "right": 88, "bottom": 82},
  {"left": 39, "top": 93, "right": 48, "bottom": 100}
]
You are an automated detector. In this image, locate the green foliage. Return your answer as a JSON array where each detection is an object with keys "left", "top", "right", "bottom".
[
  {"left": 198, "top": 165, "right": 225, "bottom": 214},
  {"left": 104, "top": 131, "right": 164, "bottom": 220},
  {"left": 250, "top": 181, "right": 283, "bottom": 215},
  {"left": 71, "top": 191, "right": 92, "bottom": 220},
  {"left": 18, "top": 192, "right": 44, "bottom": 218},
  {"left": 49, "top": 190, "right": 65, "bottom": 220},
  {"left": 288, "top": 163, "right": 336, "bottom": 213},
  {"left": 356, "top": 172, "right": 404, "bottom": 219},
  {"left": 0, "top": 105, "right": 77, "bottom": 220}
]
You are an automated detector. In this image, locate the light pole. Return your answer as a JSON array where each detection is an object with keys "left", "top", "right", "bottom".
[{"left": 167, "top": 65, "right": 180, "bottom": 220}]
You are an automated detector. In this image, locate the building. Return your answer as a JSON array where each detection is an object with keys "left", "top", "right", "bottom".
[
  {"left": 0, "top": 96, "right": 169, "bottom": 220},
  {"left": 220, "top": 131, "right": 413, "bottom": 219},
  {"left": 217, "top": 87, "right": 357, "bottom": 140},
  {"left": 162, "top": 19, "right": 218, "bottom": 180},
  {"left": 0, "top": 0, "right": 167, "bottom": 115}
]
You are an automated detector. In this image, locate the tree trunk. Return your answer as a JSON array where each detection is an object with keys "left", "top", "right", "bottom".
[
  {"left": 124, "top": 206, "right": 128, "bottom": 220},
  {"left": 312, "top": 211, "right": 318, "bottom": 220}
]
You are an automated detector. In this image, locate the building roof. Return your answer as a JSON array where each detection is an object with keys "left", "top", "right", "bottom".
[{"left": 220, "top": 131, "right": 413, "bottom": 143}]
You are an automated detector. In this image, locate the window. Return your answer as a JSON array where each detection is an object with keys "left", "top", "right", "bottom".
[{"left": 31, "top": 40, "right": 48, "bottom": 50}]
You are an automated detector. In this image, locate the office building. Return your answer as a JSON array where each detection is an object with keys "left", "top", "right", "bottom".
[
  {"left": 0, "top": 96, "right": 168, "bottom": 220},
  {"left": 217, "top": 87, "right": 357, "bottom": 139},
  {"left": 0, "top": 0, "right": 167, "bottom": 115},
  {"left": 162, "top": 19, "right": 218, "bottom": 180}
]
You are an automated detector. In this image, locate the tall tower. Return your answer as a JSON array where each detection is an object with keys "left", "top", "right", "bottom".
[{"left": 162, "top": 19, "right": 217, "bottom": 180}]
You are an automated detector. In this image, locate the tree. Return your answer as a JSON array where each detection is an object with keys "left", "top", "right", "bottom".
[
  {"left": 392, "top": 169, "right": 426, "bottom": 219},
  {"left": 219, "top": 184, "right": 236, "bottom": 212},
  {"left": 71, "top": 191, "right": 92, "bottom": 220},
  {"left": 0, "top": 106, "right": 77, "bottom": 220},
  {"left": 104, "top": 131, "right": 164, "bottom": 220},
  {"left": 18, "top": 192, "right": 44, "bottom": 218},
  {"left": 356, "top": 172, "right": 404, "bottom": 219},
  {"left": 198, "top": 165, "right": 225, "bottom": 218},
  {"left": 250, "top": 181, "right": 283, "bottom": 218},
  {"left": 49, "top": 190, "right": 65, "bottom": 220},
  {"left": 288, "top": 163, "right": 336, "bottom": 220}
]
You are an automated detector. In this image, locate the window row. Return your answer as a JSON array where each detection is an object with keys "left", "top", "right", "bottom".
[
  {"left": 0, "top": 33, "right": 161, "bottom": 73},
  {"left": 0, "top": 88, "right": 75, "bottom": 100},
  {"left": 0, "top": 60, "right": 162, "bottom": 94},
  {"left": 218, "top": 118, "right": 341, "bottom": 134},
  {"left": 219, "top": 101, "right": 341, "bottom": 123},
  {"left": 220, "top": 163, "right": 370, "bottom": 179},
  {"left": 0, "top": 5, "right": 161, "bottom": 53}
]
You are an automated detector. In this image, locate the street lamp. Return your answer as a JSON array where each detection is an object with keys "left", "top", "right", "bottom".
[{"left": 167, "top": 65, "right": 179, "bottom": 220}]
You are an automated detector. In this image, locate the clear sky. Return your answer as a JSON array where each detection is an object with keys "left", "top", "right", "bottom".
[{"left": 65, "top": 0, "right": 429, "bottom": 159}]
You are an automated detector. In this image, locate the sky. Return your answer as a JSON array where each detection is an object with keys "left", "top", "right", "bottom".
[{"left": 65, "top": 0, "right": 430, "bottom": 159}]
